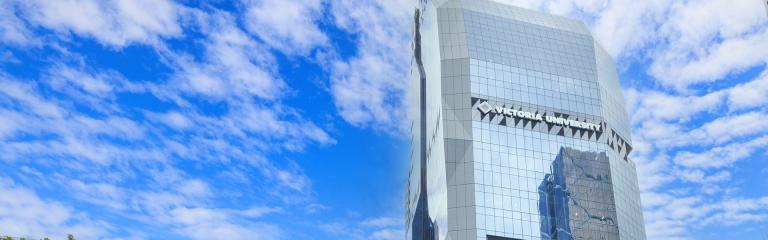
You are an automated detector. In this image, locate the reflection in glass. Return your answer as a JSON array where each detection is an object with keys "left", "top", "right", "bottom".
[
  {"left": 411, "top": 7, "right": 439, "bottom": 240},
  {"left": 412, "top": 194, "right": 439, "bottom": 240},
  {"left": 539, "top": 147, "right": 620, "bottom": 240}
]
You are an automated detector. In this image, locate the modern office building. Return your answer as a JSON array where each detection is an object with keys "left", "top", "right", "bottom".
[{"left": 404, "top": 1, "right": 646, "bottom": 240}]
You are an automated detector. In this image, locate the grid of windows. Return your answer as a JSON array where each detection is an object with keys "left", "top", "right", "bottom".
[
  {"left": 595, "top": 45, "right": 632, "bottom": 141},
  {"left": 470, "top": 122, "right": 613, "bottom": 240},
  {"left": 469, "top": 59, "right": 602, "bottom": 119},
  {"left": 463, "top": 10, "right": 596, "bottom": 85}
]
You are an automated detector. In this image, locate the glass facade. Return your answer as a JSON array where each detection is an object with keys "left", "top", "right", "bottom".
[{"left": 406, "top": 1, "right": 645, "bottom": 240}]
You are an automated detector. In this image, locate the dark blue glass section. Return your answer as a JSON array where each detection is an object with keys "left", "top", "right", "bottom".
[{"left": 411, "top": 193, "right": 438, "bottom": 240}]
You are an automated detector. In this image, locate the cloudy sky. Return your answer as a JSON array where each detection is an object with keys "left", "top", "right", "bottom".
[{"left": 0, "top": 0, "right": 766, "bottom": 239}]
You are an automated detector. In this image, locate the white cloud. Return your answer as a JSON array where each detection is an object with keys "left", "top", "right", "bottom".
[
  {"left": 168, "top": 11, "right": 285, "bottom": 100},
  {"left": 632, "top": 111, "right": 768, "bottom": 153},
  {"left": 644, "top": 196, "right": 706, "bottom": 240},
  {"left": 646, "top": 0, "right": 767, "bottom": 88},
  {"left": 241, "top": 206, "right": 283, "bottom": 218},
  {"left": 572, "top": 0, "right": 759, "bottom": 89},
  {"left": 47, "top": 66, "right": 117, "bottom": 97},
  {"left": 0, "top": 1, "right": 345, "bottom": 239},
  {"left": 0, "top": 76, "right": 66, "bottom": 119},
  {"left": 686, "top": 112, "right": 768, "bottom": 145},
  {"left": 577, "top": 0, "right": 768, "bottom": 90},
  {"left": 68, "top": 180, "right": 128, "bottom": 210},
  {"left": 591, "top": 0, "right": 671, "bottom": 57},
  {"left": 641, "top": 192, "right": 673, "bottom": 209},
  {"left": 15, "top": 0, "right": 184, "bottom": 47},
  {"left": 361, "top": 217, "right": 399, "bottom": 228},
  {"left": 370, "top": 228, "right": 404, "bottom": 240},
  {"left": 177, "top": 179, "right": 212, "bottom": 198},
  {"left": 0, "top": 1, "right": 36, "bottom": 46},
  {"left": 0, "top": 60, "right": 331, "bottom": 236},
  {"left": 0, "top": 178, "right": 107, "bottom": 239},
  {"left": 154, "top": 111, "right": 193, "bottom": 130},
  {"left": 644, "top": 194, "right": 768, "bottom": 240},
  {"left": 625, "top": 88, "right": 725, "bottom": 124},
  {"left": 99, "top": 172, "right": 290, "bottom": 240},
  {"left": 123, "top": 182, "right": 286, "bottom": 240},
  {"left": 75, "top": 116, "right": 147, "bottom": 140},
  {"left": 169, "top": 207, "right": 281, "bottom": 240},
  {"left": 330, "top": 54, "right": 407, "bottom": 130},
  {"left": 0, "top": 76, "right": 162, "bottom": 165},
  {"left": 676, "top": 169, "right": 731, "bottom": 184},
  {"left": 328, "top": 0, "right": 415, "bottom": 132},
  {"left": 633, "top": 112, "right": 768, "bottom": 156},
  {"left": 650, "top": 29, "right": 768, "bottom": 88},
  {"left": 728, "top": 69, "right": 768, "bottom": 109},
  {"left": 673, "top": 136, "right": 768, "bottom": 169},
  {"left": 244, "top": 0, "right": 328, "bottom": 55},
  {"left": 320, "top": 222, "right": 365, "bottom": 238},
  {"left": 633, "top": 154, "right": 674, "bottom": 191},
  {"left": 0, "top": 109, "right": 27, "bottom": 141},
  {"left": 630, "top": 89, "right": 768, "bottom": 236},
  {"left": 319, "top": 215, "right": 403, "bottom": 240},
  {"left": 625, "top": 71, "right": 768, "bottom": 157},
  {"left": 703, "top": 197, "right": 768, "bottom": 226},
  {"left": 658, "top": 0, "right": 765, "bottom": 47}
]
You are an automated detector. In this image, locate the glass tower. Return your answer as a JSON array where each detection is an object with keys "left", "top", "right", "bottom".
[{"left": 405, "top": 1, "right": 646, "bottom": 240}]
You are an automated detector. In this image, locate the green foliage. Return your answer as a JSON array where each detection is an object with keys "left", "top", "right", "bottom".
[{"left": 67, "top": 234, "right": 75, "bottom": 240}]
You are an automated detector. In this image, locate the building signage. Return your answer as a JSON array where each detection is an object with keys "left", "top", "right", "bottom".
[{"left": 477, "top": 101, "right": 601, "bottom": 132}]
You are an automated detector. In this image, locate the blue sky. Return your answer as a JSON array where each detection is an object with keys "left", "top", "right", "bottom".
[{"left": 0, "top": 0, "right": 766, "bottom": 239}]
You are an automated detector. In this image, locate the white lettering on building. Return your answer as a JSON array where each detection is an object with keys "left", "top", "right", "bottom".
[{"left": 482, "top": 103, "right": 601, "bottom": 132}]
